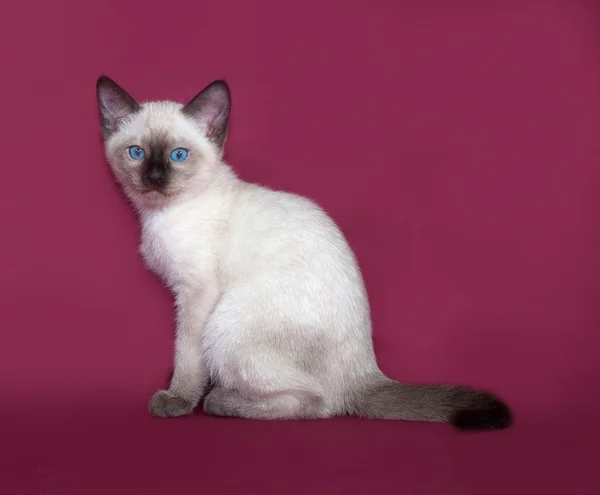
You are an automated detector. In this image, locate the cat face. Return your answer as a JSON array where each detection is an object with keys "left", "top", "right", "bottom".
[{"left": 96, "top": 76, "right": 230, "bottom": 208}]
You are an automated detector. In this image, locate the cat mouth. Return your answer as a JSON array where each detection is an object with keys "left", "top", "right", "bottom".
[
  {"left": 130, "top": 186, "right": 174, "bottom": 202},
  {"left": 139, "top": 187, "right": 171, "bottom": 196}
]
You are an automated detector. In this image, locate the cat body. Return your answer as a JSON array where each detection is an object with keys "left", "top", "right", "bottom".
[
  {"left": 142, "top": 177, "right": 374, "bottom": 418},
  {"left": 96, "top": 77, "right": 512, "bottom": 430}
]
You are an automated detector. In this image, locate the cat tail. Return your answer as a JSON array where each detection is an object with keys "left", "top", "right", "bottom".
[{"left": 347, "top": 375, "right": 512, "bottom": 430}]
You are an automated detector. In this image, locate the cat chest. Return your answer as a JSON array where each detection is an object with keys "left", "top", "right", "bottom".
[{"left": 140, "top": 220, "right": 210, "bottom": 286}]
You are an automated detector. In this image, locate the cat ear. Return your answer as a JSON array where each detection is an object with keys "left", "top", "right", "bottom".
[
  {"left": 182, "top": 80, "right": 231, "bottom": 148},
  {"left": 96, "top": 76, "right": 140, "bottom": 139}
]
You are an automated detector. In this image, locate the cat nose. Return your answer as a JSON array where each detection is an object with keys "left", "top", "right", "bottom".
[
  {"left": 148, "top": 167, "right": 166, "bottom": 185},
  {"left": 143, "top": 164, "right": 168, "bottom": 188}
]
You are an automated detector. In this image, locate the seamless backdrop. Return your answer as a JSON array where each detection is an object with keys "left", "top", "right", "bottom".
[{"left": 1, "top": 1, "right": 599, "bottom": 494}]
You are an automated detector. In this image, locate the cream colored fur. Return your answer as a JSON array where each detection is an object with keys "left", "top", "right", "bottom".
[{"left": 95, "top": 77, "right": 512, "bottom": 429}]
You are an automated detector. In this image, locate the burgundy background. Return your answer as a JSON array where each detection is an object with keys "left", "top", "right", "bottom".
[{"left": 1, "top": 0, "right": 599, "bottom": 493}]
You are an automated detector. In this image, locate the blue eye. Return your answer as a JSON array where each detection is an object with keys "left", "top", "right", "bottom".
[
  {"left": 128, "top": 146, "right": 145, "bottom": 160},
  {"left": 170, "top": 148, "right": 188, "bottom": 162}
]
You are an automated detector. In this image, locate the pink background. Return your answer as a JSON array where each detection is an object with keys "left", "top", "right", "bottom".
[{"left": 1, "top": 0, "right": 599, "bottom": 493}]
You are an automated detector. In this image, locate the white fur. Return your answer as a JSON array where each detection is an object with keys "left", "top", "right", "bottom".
[
  {"left": 98, "top": 89, "right": 382, "bottom": 417},
  {"left": 97, "top": 78, "right": 512, "bottom": 428},
  {"left": 139, "top": 166, "right": 379, "bottom": 415}
]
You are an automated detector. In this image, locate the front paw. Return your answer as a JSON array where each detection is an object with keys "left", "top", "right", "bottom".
[{"left": 149, "top": 389, "right": 195, "bottom": 418}]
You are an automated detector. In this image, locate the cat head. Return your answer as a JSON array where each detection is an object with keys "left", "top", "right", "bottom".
[{"left": 96, "top": 76, "right": 230, "bottom": 208}]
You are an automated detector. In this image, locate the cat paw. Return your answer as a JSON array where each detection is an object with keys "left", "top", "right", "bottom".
[{"left": 149, "top": 389, "right": 195, "bottom": 418}]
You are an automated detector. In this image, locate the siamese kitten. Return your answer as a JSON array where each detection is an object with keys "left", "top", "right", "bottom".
[{"left": 96, "top": 76, "right": 512, "bottom": 430}]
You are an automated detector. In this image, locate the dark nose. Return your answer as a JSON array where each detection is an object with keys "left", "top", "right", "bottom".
[
  {"left": 142, "top": 161, "right": 168, "bottom": 188},
  {"left": 146, "top": 166, "right": 166, "bottom": 186}
]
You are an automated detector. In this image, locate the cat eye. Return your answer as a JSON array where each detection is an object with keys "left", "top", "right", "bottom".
[
  {"left": 128, "top": 146, "right": 145, "bottom": 160},
  {"left": 170, "top": 148, "right": 189, "bottom": 162}
]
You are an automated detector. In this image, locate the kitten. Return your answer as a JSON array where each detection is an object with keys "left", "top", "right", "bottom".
[{"left": 96, "top": 76, "right": 512, "bottom": 430}]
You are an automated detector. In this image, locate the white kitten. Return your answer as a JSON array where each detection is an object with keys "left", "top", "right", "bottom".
[{"left": 96, "top": 76, "right": 512, "bottom": 430}]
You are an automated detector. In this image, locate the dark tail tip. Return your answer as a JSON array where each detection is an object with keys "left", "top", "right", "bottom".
[{"left": 451, "top": 393, "right": 513, "bottom": 431}]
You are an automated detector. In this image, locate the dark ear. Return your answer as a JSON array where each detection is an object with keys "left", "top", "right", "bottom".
[
  {"left": 96, "top": 76, "right": 140, "bottom": 139},
  {"left": 182, "top": 80, "right": 231, "bottom": 148}
]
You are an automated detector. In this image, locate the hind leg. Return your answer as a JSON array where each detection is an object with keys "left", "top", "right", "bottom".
[{"left": 203, "top": 387, "right": 324, "bottom": 419}]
